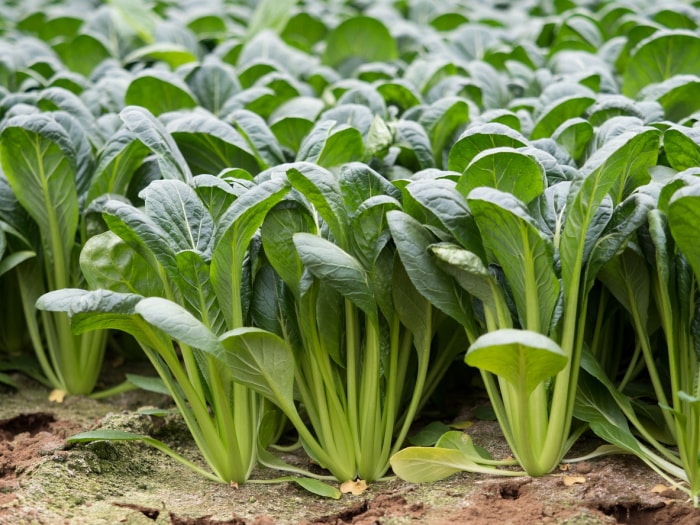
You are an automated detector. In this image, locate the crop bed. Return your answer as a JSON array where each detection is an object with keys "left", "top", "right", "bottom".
[{"left": 2, "top": 0, "right": 700, "bottom": 523}]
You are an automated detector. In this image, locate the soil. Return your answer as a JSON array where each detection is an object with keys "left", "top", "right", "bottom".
[{"left": 1, "top": 369, "right": 699, "bottom": 525}]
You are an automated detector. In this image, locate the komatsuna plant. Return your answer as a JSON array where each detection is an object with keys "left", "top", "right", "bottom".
[
  {"left": 36, "top": 174, "right": 302, "bottom": 488},
  {"left": 219, "top": 162, "right": 466, "bottom": 483},
  {"left": 389, "top": 126, "right": 661, "bottom": 478},
  {"left": 0, "top": 111, "right": 109, "bottom": 395}
]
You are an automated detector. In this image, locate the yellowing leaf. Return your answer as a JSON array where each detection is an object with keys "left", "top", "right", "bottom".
[
  {"left": 340, "top": 479, "right": 368, "bottom": 495},
  {"left": 49, "top": 389, "right": 66, "bottom": 403},
  {"left": 563, "top": 475, "right": 586, "bottom": 486},
  {"left": 558, "top": 464, "right": 571, "bottom": 471},
  {"left": 449, "top": 420, "right": 474, "bottom": 430}
]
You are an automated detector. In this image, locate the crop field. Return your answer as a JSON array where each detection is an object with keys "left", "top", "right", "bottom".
[{"left": 2, "top": 0, "right": 700, "bottom": 523}]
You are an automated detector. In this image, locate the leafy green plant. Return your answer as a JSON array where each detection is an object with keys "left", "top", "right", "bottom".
[
  {"left": 218, "top": 162, "right": 465, "bottom": 483},
  {"left": 37, "top": 174, "right": 297, "bottom": 487},
  {"left": 0, "top": 111, "right": 109, "bottom": 395},
  {"left": 388, "top": 125, "right": 661, "bottom": 478}
]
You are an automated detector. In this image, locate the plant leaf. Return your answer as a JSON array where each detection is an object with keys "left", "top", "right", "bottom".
[{"left": 465, "top": 329, "right": 567, "bottom": 396}]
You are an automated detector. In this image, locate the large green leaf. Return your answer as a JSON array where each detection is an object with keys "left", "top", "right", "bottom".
[
  {"left": 322, "top": 16, "right": 397, "bottom": 76},
  {"left": 430, "top": 242, "right": 505, "bottom": 314},
  {"left": 141, "top": 179, "right": 215, "bottom": 255},
  {"left": 185, "top": 57, "right": 242, "bottom": 116},
  {"left": 468, "top": 188, "right": 559, "bottom": 333},
  {"left": 390, "top": 447, "right": 490, "bottom": 483},
  {"left": 246, "top": 0, "right": 297, "bottom": 39},
  {"left": 119, "top": 106, "right": 192, "bottom": 182},
  {"left": 663, "top": 127, "right": 700, "bottom": 172},
  {"left": 211, "top": 178, "right": 289, "bottom": 327},
  {"left": 465, "top": 329, "right": 567, "bottom": 396},
  {"left": 124, "top": 71, "right": 198, "bottom": 116},
  {"left": 0, "top": 114, "right": 78, "bottom": 289},
  {"left": 261, "top": 203, "right": 316, "bottom": 298},
  {"left": 286, "top": 163, "right": 348, "bottom": 247},
  {"left": 559, "top": 128, "right": 660, "bottom": 291},
  {"left": 668, "top": 184, "right": 700, "bottom": 280},
  {"left": 447, "top": 123, "right": 528, "bottom": 173},
  {"left": 293, "top": 233, "right": 377, "bottom": 324},
  {"left": 418, "top": 97, "right": 470, "bottom": 169},
  {"left": 387, "top": 210, "right": 472, "bottom": 329},
  {"left": 623, "top": 30, "right": 700, "bottom": 98},
  {"left": 168, "top": 113, "right": 260, "bottom": 175},
  {"left": 87, "top": 128, "right": 150, "bottom": 205},
  {"left": 457, "top": 147, "right": 545, "bottom": 205},
  {"left": 219, "top": 327, "right": 296, "bottom": 415},
  {"left": 80, "top": 231, "right": 164, "bottom": 296}
]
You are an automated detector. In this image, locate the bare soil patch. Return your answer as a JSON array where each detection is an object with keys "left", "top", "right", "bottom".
[{"left": 0, "top": 373, "right": 699, "bottom": 525}]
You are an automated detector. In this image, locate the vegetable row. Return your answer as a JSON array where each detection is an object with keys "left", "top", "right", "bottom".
[{"left": 1, "top": 0, "right": 700, "bottom": 504}]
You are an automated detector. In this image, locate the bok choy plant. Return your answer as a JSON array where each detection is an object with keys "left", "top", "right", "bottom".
[
  {"left": 575, "top": 173, "right": 700, "bottom": 505},
  {"left": 0, "top": 111, "right": 109, "bottom": 395},
  {"left": 37, "top": 173, "right": 294, "bottom": 487},
  {"left": 220, "top": 162, "right": 466, "bottom": 483},
  {"left": 389, "top": 126, "right": 661, "bottom": 478}
]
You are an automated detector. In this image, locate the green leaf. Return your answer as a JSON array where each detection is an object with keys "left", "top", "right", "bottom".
[
  {"left": 669, "top": 184, "right": 700, "bottom": 280},
  {"left": 54, "top": 34, "right": 112, "bottom": 77},
  {"left": 457, "top": 148, "right": 545, "bottom": 205},
  {"left": 0, "top": 114, "right": 78, "bottom": 290},
  {"left": 288, "top": 477, "right": 341, "bottom": 499},
  {"left": 140, "top": 179, "right": 215, "bottom": 256},
  {"left": 80, "top": 231, "right": 164, "bottom": 296},
  {"left": 124, "top": 72, "right": 198, "bottom": 116},
  {"left": 87, "top": 128, "right": 150, "bottom": 205},
  {"left": 418, "top": 97, "right": 470, "bottom": 169},
  {"left": 597, "top": 246, "right": 649, "bottom": 327},
  {"left": 387, "top": 211, "right": 471, "bottom": 328},
  {"left": 229, "top": 109, "right": 286, "bottom": 169},
  {"left": 119, "top": 106, "right": 192, "bottom": 182},
  {"left": 447, "top": 123, "right": 528, "bottom": 173},
  {"left": 465, "top": 329, "right": 567, "bottom": 396},
  {"left": 168, "top": 113, "right": 260, "bottom": 176},
  {"left": 219, "top": 327, "right": 296, "bottom": 414},
  {"left": 322, "top": 16, "right": 397, "bottom": 76},
  {"left": 663, "top": 127, "right": 700, "bottom": 172},
  {"left": 293, "top": 233, "right": 377, "bottom": 323},
  {"left": 430, "top": 242, "right": 504, "bottom": 314},
  {"left": 641, "top": 75, "right": 700, "bottom": 122},
  {"left": 468, "top": 188, "right": 559, "bottom": 333},
  {"left": 286, "top": 163, "right": 348, "bottom": 246},
  {"left": 402, "top": 179, "right": 483, "bottom": 258},
  {"left": 551, "top": 118, "right": 593, "bottom": 162},
  {"left": 135, "top": 297, "right": 224, "bottom": 361},
  {"left": 560, "top": 128, "right": 660, "bottom": 291},
  {"left": 623, "top": 30, "right": 700, "bottom": 98},
  {"left": 185, "top": 57, "right": 241, "bottom": 116},
  {"left": 211, "top": 178, "right": 289, "bottom": 328},
  {"left": 408, "top": 422, "right": 452, "bottom": 446},
  {"left": 531, "top": 96, "right": 595, "bottom": 140},
  {"left": 246, "top": 0, "right": 297, "bottom": 39},
  {"left": 124, "top": 43, "right": 198, "bottom": 68},
  {"left": 126, "top": 374, "right": 169, "bottom": 395},
  {"left": 261, "top": 203, "right": 316, "bottom": 298}
]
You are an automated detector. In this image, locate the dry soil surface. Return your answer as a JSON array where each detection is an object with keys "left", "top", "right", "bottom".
[{"left": 1, "top": 373, "right": 699, "bottom": 525}]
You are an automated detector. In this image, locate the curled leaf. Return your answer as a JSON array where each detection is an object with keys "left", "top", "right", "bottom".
[
  {"left": 340, "top": 479, "right": 368, "bottom": 495},
  {"left": 562, "top": 475, "right": 586, "bottom": 486}
]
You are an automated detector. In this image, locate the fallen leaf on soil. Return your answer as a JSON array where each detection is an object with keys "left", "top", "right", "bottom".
[
  {"left": 340, "top": 479, "right": 368, "bottom": 495},
  {"left": 651, "top": 484, "right": 675, "bottom": 493},
  {"left": 558, "top": 464, "right": 571, "bottom": 471},
  {"left": 230, "top": 481, "right": 239, "bottom": 489},
  {"left": 562, "top": 475, "right": 586, "bottom": 486},
  {"left": 449, "top": 420, "right": 473, "bottom": 430},
  {"left": 48, "top": 390, "right": 66, "bottom": 403}
]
